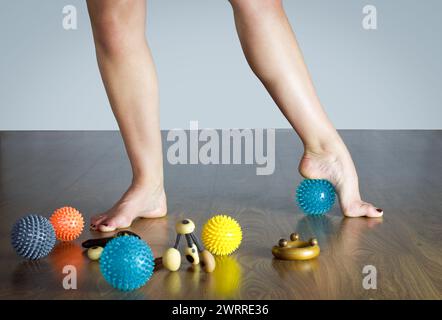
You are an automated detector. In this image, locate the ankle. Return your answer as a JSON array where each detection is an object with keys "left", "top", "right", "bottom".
[
  {"left": 304, "top": 136, "right": 345, "bottom": 158},
  {"left": 131, "top": 176, "right": 164, "bottom": 194}
]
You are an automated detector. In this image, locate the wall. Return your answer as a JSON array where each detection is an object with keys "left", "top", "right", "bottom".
[{"left": 0, "top": 0, "right": 441, "bottom": 130}]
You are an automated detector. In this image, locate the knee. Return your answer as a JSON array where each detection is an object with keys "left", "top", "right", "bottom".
[
  {"left": 90, "top": 4, "right": 144, "bottom": 55},
  {"left": 229, "top": 0, "right": 283, "bottom": 16}
]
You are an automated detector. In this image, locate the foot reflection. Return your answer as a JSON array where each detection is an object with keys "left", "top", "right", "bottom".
[{"left": 338, "top": 217, "right": 383, "bottom": 255}]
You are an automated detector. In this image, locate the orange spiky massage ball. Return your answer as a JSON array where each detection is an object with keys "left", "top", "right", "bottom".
[{"left": 50, "top": 206, "right": 84, "bottom": 241}]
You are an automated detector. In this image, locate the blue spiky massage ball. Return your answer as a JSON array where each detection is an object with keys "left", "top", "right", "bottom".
[
  {"left": 99, "top": 235, "right": 155, "bottom": 291},
  {"left": 296, "top": 179, "right": 336, "bottom": 215},
  {"left": 11, "top": 215, "right": 56, "bottom": 260}
]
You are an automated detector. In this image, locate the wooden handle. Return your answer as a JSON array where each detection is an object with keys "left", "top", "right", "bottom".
[
  {"left": 82, "top": 237, "right": 112, "bottom": 248},
  {"left": 81, "top": 230, "right": 141, "bottom": 248},
  {"left": 154, "top": 257, "right": 163, "bottom": 272}
]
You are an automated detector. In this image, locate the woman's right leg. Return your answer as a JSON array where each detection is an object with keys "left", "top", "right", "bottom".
[{"left": 87, "top": 0, "right": 166, "bottom": 232}]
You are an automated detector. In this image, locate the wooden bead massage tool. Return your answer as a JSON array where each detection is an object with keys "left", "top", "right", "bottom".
[
  {"left": 162, "top": 219, "right": 216, "bottom": 273},
  {"left": 272, "top": 233, "right": 320, "bottom": 261}
]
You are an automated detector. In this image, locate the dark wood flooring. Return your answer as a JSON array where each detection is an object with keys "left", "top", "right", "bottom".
[{"left": 0, "top": 130, "right": 441, "bottom": 299}]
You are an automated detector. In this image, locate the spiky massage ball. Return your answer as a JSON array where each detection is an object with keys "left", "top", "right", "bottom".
[
  {"left": 202, "top": 215, "right": 242, "bottom": 256},
  {"left": 50, "top": 206, "right": 84, "bottom": 241},
  {"left": 11, "top": 215, "right": 56, "bottom": 260},
  {"left": 99, "top": 235, "right": 155, "bottom": 291},
  {"left": 296, "top": 179, "right": 336, "bottom": 215}
]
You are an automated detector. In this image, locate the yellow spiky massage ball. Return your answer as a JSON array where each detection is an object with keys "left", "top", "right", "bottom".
[{"left": 202, "top": 215, "right": 242, "bottom": 256}]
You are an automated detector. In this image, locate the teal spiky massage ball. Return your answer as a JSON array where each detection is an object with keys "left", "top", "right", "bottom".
[
  {"left": 296, "top": 179, "right": 336, "bottom": 215},
  {"left": 99, "top": 235, "right": 155, "bottom": 291}
]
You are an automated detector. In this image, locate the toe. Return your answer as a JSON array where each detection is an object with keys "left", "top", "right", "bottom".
[
  {"left": 90, "top": 215, "right": 107, "bottom": 230},
  {"left": 97, "top": 216, "right": 131, "bottom": 233},
  {"left": 343, "top": 201, "right": 383, "bottom": 218},
  {"left": 97, "top": 223, "right": 117, "bottom": 233},
  {"left": 366, "top": 205, "right": 383, "bottom": 218}
]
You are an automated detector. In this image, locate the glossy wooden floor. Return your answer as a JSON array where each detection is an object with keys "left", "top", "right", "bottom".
[{"left": 0, "top": 130, "right": 441, "bottom": 300}]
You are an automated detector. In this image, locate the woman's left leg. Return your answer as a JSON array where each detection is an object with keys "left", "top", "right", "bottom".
[{"left": 228, "top": 0, "right": 382, "bottom": 217}]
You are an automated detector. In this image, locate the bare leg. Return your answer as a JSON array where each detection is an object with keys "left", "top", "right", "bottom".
[
  {"left": 229, "top": 0, "right": 382, "bottom": 217},
  {"left": 87, "top": 0, "right": 166, "bottom": 232}
]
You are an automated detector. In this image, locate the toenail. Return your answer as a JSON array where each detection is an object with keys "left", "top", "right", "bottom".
[{"left": 376, "top": 208, "right": 383, "bottom": 213}]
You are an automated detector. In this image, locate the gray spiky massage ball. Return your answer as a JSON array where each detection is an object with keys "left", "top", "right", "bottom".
[{"left": 11, "top": 215, "right": 56, "bottom": 260}]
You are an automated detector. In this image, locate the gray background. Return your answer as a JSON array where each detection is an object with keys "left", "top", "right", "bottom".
[{"left": 0, "top": 0, "right": 441, "bottom": 130}]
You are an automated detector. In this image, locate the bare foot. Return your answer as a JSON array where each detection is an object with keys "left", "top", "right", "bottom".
[
  {"left": 90, "top": 183, "right": 167, "bottom": 232},
  {"left": 299, "top": 143, "right": 383, "bottom": 218}
]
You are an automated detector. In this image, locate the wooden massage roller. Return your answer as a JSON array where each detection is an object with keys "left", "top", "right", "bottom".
[{"left": 162, "top": 219, "right": 216, "bottom": 273}]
